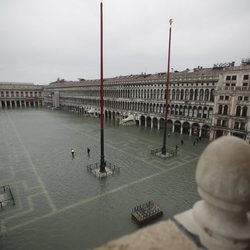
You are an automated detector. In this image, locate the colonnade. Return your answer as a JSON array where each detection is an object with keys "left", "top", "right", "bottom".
[{"left": 0, "top": 99, "right": 43, "bottom": 109}]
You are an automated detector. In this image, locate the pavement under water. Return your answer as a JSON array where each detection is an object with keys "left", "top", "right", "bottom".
[{"left": 0, "top": 109, "right": 209, "bottom": 250}]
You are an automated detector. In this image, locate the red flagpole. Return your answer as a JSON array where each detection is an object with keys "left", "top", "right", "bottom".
[
  {"left": 100, "top": 1, "right": 105, "bottom": 172},
  {"left": 162, "top": 19, "right": 173, "bottom": 155}
]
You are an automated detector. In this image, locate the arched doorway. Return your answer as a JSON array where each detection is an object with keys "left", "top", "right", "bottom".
[
  {"left": 174, "top": 120, "right": 181, "bottom": 133},
  {"left": 201, "top": 125, "right": 210, "bottom": 138},
  {"left": 140, "top": 116, "right": 145, "bottom": 126},
  {"left": 153, "top": 118, "right": 158, "bottom": 129},
  {"left": 183, "top": 122, "right": 190, "bottom": 134},
  {"left": 159, "top": 118, "right": 165, "bottom": 129},
  {"left": 146, "top": 116, "right": 151, "bottom": 127},
  {"left": 192, "top": 123, "right": 200, "bottom": 136}
]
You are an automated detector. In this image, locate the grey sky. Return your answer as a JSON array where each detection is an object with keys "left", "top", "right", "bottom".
[{"left": 0, "top": 0, "right": 249, "bottom": 85}]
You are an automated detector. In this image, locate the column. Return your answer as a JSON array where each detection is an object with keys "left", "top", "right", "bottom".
[
  {"left": 157, "top": 119, "right": 160, "bottom": 130},
  {"left": 189, "top": 123, "right": 193, "bottom": 136},
  {"left": 151, "top": 119, "right": 153, "bottom": 129},
  {"left": 139, "top": 117, "right": 141, "bottom": 127},
  {"left": 172, "top": 124, "right": 175, "bottom": 133},
  {"left": 199, "top": 123, "right": 203, "bottom": 137},
  {"left": 180, "top": 122, "right": 183, "bottom": 134}
]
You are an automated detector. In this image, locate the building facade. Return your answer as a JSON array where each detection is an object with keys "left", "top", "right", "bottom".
[
  {"left": 212, "top": 62, "right": 250, "bottom": 141},
  {"left": 1, "top": 61, "right": 249, "bottom": 142},
  {"left": 43, "top": 67, "right": 230, "bottom": 140},
  {"left": 0, "top": 82, "right": 44, "bottom": 109}
]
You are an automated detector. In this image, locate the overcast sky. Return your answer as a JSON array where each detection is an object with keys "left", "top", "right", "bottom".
[{"left": 0, "top": 0, "right": 249, "bottom": 85}]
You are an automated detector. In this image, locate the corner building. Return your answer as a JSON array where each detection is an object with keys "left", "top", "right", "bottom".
[{"left": 212, "top": 62, "right": 250, "bottom": 141}]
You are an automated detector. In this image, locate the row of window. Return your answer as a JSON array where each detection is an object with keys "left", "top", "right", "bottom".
[
  {"left": 218, "top": 105, "right": 248, "bottom": 117},
  {"left": 61, "top": 88, "right": 215, "bottom": 102},
  {"left": 219, "top": 95, "right": 249, "bottom": 101},
  {"left": 0, "top": 91, "right": 42, "bottom": 98},
  {"left": 225, "top": 74, "right": 249, "bottom": 81}
]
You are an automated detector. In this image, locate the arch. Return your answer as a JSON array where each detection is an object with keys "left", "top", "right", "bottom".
[
  {"left": 176, "top": 89, "right": 180, "bottom": 100},
  {"left": 175, "top": 105, "right": 179, "bottom": 115},
  {"left": 191, "top": 123, "right": 200, "bottom": 136},
  {"left": 204, "top": 89, "right": 209, "bottom": 101},
  {"left": 194, "top": 89, "right": 198, "bottom": 100},
  {"left": 153, "top": 117, "right": 158, "bottom": 129},
  {"left": 161, "top": 89, "right": 164, "bottom": 99},
  {"left": 146, "top": 116, "right": 151, "bottom": 127},
  {"left": 199, "top": 89, "right": 204, "bottom": 101},
  {"left": 203, "top": 107, "right": 208, "bottom": 118},
  {"left": 184, "top": 105, "right": 188, "bottom": 116},
  {"left": 201, "top": 125, "right": 210, "bottom": 138},
  {"left": 190, "top": 89, "right": 194, "bottom": 101},
  {"left": 174, "top": 120, "right": 181, "bottom": 133},
  {"left": 208, "top": 107, "right": 213, "bottom": 118},
  {"left": 218, "top": 104, "right": 223, "bottom": 115},
  {"left": 172, "top": 89, "right": 175, "bottom": 100},
  {"left": 167, "top": 119, "right": 173, "bottom": 129},
  {"left": 210, "top": 89, "right": 215, "bottom": 102},
  {"left": 198, "top": 106, "right": 203, "bottom": 118},
  {"left": 179, "top": 105, "right": 183, "bottom": 116},
  {"left": 242, "top": 106, "right": 247, "bottom": 117},
  {"left": 140, "top": 115, "right": 145, "bottom": 126},
  {"left": 185, "top": 89, "right": 189, "bottom": 100},
  {"left": 183, "top": 121, "right": 190, "bottom": 134},
  {"left": 236, "top": 106, "right": 241, "bottom": 116},
  {"left": 189, "top": 106, "right": 194, "bottom": 117},
  {"left": 105, "top": 110, "right": 108, "bottom": 118},
  {"left": 149, "top": 103, "right": 153, "bottom": 112},
  {"left": 223, "top": 105, "right": 228, "bottom": 115},
  {"left": 159, "top": 118, "right": 165, "bottom": 129},
  {"left": 180, "top": 89, "right": 184, "bottom": 100}
]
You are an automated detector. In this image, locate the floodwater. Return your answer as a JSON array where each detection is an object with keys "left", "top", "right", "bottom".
[{"left": 0, "top": 109, "right": 209, "bottom": 250}]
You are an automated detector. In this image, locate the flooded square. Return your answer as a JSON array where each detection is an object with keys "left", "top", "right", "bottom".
[{"left": 0, "top": 109, "right": 209, "bottom": 250}]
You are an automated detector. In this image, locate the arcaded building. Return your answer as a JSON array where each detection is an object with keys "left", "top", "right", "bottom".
[
  {"left": 0, "top": 82, "right": 44, "bottom": 108},
  {"left": 1, "top": 61, "right": 248, "bottom": 142},
  {"left": 44, "top": 67, "right": 222, "bottom": 140}
]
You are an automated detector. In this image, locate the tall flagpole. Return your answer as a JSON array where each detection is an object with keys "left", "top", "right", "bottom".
[
  {"left": 162, "top": 19, "right": 173, "bottom": 155},
  {"left": 100, "top": 1, "right": 106, "bottom": 172}
]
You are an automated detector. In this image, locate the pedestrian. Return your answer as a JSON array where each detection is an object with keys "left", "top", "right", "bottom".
[
  {"left": 193, "top": 141, "right": 196, "bottom": 146},
  {"left": 181, "top": 139, "right": 184, "bottom": 145},
  {"left": 196, "top": 138, "right": 199, "bottom": 143},
  {"left": 71, "top": 148, "right": 75, "bottom": 159},
  {"left": 87, "top": 147, "right": 90, "bottom": 157},
  {"left": 175, "top": 145, "right": 178, "bottom": 151}
]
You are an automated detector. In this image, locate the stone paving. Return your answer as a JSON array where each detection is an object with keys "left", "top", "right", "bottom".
[{"left": 0, "top": 109, "right": 209, "bottom": 250}]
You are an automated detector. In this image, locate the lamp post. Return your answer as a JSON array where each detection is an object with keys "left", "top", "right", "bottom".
[{"left": 162, "top": 19, "right": 173, "bottom": 155}]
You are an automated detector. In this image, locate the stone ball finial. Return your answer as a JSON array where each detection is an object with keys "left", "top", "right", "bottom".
[{"left": 196, "top": 136, "right": 250, "bottom": 211}]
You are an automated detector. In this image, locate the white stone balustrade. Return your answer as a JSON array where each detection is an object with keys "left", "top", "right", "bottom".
[{"left": 175, "top": 136, "right": 250, "bottom": 250}]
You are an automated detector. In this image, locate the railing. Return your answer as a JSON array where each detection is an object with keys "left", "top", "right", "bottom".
[
  {"left": 86, "top": 161, "right": 120, "bottom": 178},
  {"left": 0, "top": 185, "right": 15, "bottom": 209},
  {"left": 150, "top": 146, "right": 177, "bottom": 158}
]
